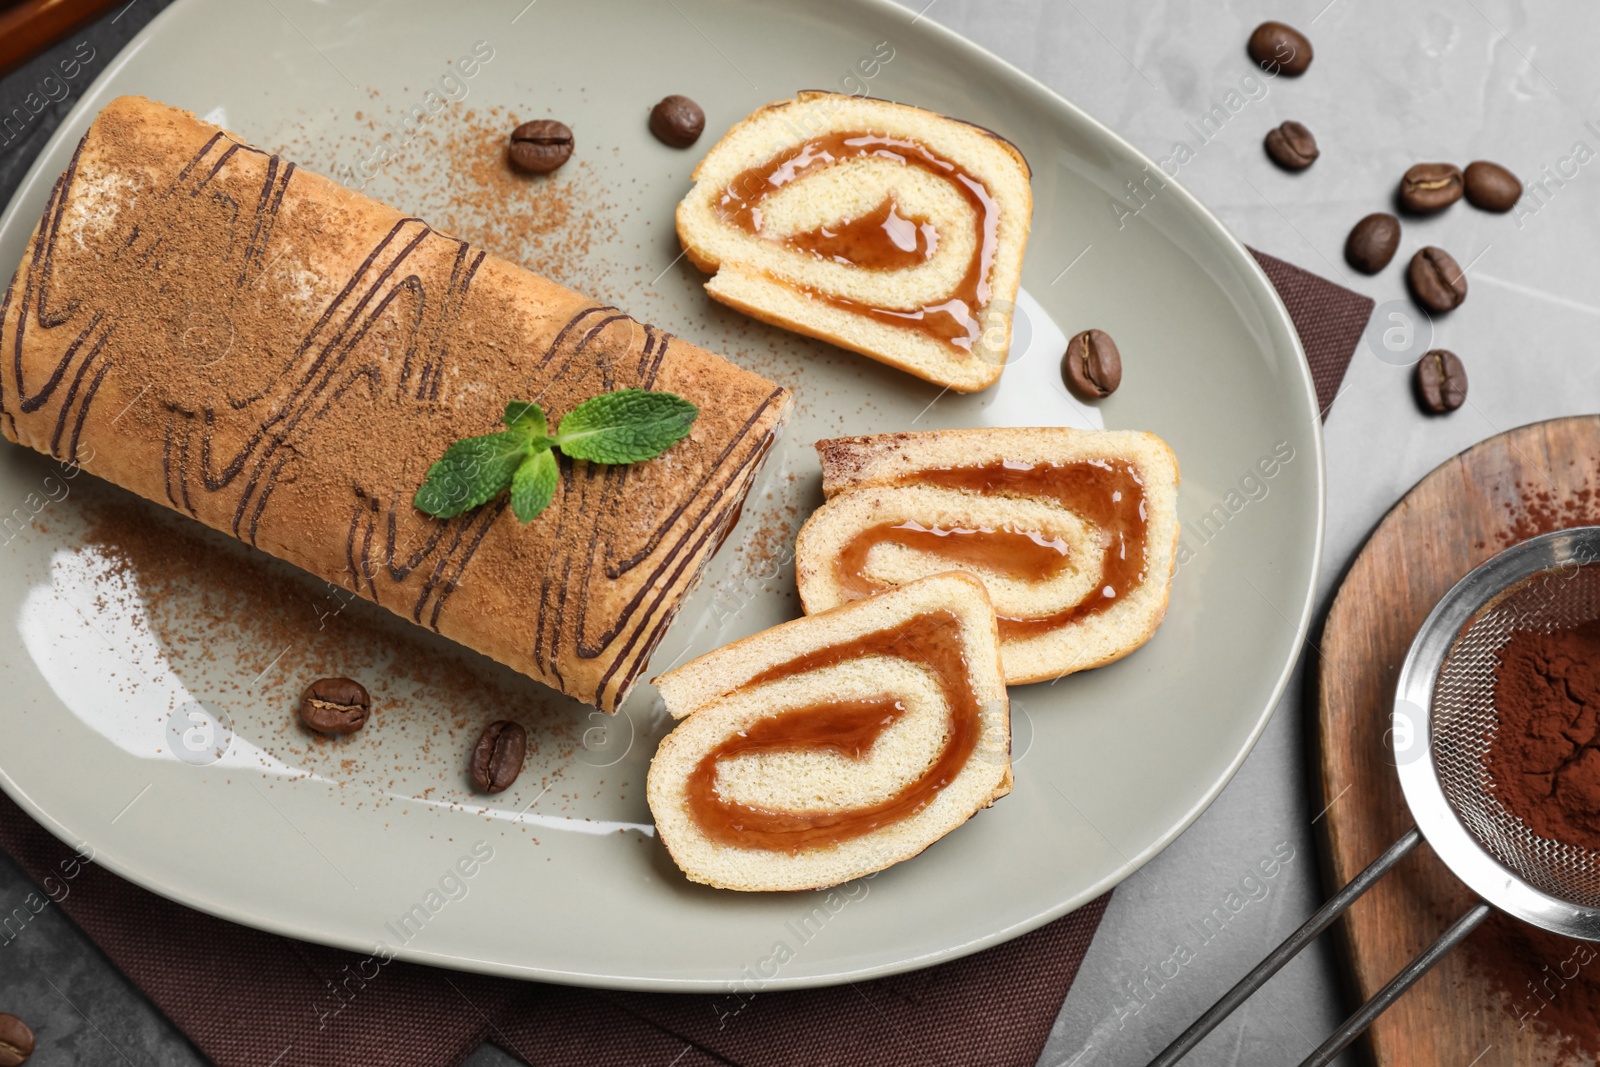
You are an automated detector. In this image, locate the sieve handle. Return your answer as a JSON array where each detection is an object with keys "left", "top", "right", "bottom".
[
  {"left": 1295, "top": 900, "right": 1492, "bottom": 1067},
  {"left": 1146, "top": 826, "right": 1424, "bottom": 1067}
]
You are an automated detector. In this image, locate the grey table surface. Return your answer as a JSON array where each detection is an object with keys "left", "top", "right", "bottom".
[{"left": 3, "top": 0, "right": 1598, "bottom": 1064}]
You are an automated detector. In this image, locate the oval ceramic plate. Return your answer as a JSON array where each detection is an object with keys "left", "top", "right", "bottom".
[{"left": 0, "top": 0, "right": 1322, "bottom": 988}]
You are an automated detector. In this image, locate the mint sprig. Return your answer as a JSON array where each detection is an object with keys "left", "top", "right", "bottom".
[
  {"left": 509, "top": 448, "right": 558, "bottom": 520},
  {"left": 411, "top": 431, "right": 531, "bottom": 519},
  {"left": 413, "top": 390, "right": 698, "bottom": 524},
  {"left": 553, "top": 390, "right": 699, "bottom": 464}
]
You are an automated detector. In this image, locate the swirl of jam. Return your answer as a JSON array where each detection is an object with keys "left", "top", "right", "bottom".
[
  {"left": 832, "top": 459, "right": 1149, "bottom": 639},
  {"left": 684, "top": 609, "right": 981, "bottom": 853},
  {"left": 716, "top": 133, "right": 1000, "bottom": 352}
]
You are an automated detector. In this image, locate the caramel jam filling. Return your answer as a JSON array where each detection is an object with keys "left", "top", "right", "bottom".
[
  {"left": 833, "top": 460, "right": 1149, "bottom": 639},
  {"left": 685, "top": 609, "right": 981, "bottom": 853},
  {"left": 786, "top": 196, "right": 938, "bottom": 271},
  {"left": 717, "top": 132, "right": 999, "bottom": 352},
  {"left": 838, "top": 522, "right": 1072, "bottom": 587}
]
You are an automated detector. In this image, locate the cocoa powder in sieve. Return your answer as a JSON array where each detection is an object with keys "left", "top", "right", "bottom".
[
  {"left": 1468, "top": 622, "right": 1600, "bottom": 1061},
  {"left": 1488, "top": 619, "right": 1600, "bottom": 852},
  {"left": 1463, "top": 481, "right": 1600, "bottom": 1060}
]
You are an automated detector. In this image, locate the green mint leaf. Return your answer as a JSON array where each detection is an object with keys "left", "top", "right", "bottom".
[
  {"left": 509, "top": 448, "right": 559, "bottom": 523},
  {"left": 413, "top": 391, "right": 692, "bottom": 527},
  {"left": 503, "top": 400, "right": 547, "bottom": 441},
  {"left": 413, "top": 431, "right": 532, "bottom": 519},
  {"left": 553, "top": 389, "right": 698, "bottom": 465}
]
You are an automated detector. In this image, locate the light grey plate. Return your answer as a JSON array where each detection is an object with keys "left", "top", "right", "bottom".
[{"left": 0, "top": 0, "right": 1322, "bottom": 989}]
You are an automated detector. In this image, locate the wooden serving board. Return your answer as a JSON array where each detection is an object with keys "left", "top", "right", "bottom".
[
  {"left": 0, "top": 0, "right": 122, "bottom": 78},
  {"left": 1318, "top": 415, "right": 1600, "bottom": 1065}
]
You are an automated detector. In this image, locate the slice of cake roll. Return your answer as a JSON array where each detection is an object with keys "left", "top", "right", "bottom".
[
  {"left": 796, "top": 428, "right": 1180, "bottom": 685},
  {"left": 676, "top": 91, "right": 1032, "bottom": 393},
  {"left": 648, "top": 572, "right": 1010, "bottom": 891}
]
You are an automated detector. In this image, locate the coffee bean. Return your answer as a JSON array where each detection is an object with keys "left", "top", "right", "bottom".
[
  {"left": 1061, "top": 329, "right": 1122, "bottom": 399},
  {"left": 649, "top": 95, "right": 705, "bottom": 148},
  {"left": 1345, "top": 213, "right": 1401, "bottom": 273},
  {"left": 1408, "top": 246, "right": 1468, "bottom": 313},
  {"left": 1463, "top": 160, "right": 1521, "bottom": 212},
  {"left": 471, "top": 720, "right": 527, "bottom": 794},
  {"left": 508, "top": 120, "right": 574, "bottom": 174},
  {"left": 298, "top": 677, "right": 371, "bottom": 735},
  {"left": 1247, "top": 22, "right": 1312, "bottom": 76},
  {"left": 0, "top": 1014, "right": 34, "bottom": 1067},
  {"left": 1264, "top": 121, "right": 1318, "bottom": 170},
  {"left": 1415, "top": 349, "right": 1467, "bottom": 414},
  {"left": 1399, "top": 162, "right": 1463, "bottom": 213}
]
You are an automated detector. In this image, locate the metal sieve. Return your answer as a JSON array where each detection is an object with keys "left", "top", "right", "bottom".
[{"left": 1151, "top": 527, "right": 1600, "bottom": 1067}]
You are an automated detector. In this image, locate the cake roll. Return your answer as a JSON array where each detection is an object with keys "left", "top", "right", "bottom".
[
  {"left": 795, "top": 428, "right": 1180, "bottom": 684},
  {"left": 648, "top": 572, "right": 1010, "bottom": 891},
  {"left": 0, "top": 96, "right": 791, "bottom": 712},
  {"left": 676, "top": 92, "right": 1033, "bottom": 393}
]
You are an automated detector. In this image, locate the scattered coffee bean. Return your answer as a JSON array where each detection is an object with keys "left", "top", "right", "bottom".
[
  {"left": 1061, "top": 329, "right": 1122, "bottom": 399},
  {"left": 1415, "top": 349, "right": 1468, "bottom": 414},
  {"left": 0, "top": 1014, "right": 34, "bottom": 1067},
  {"left": 508, "top": 120, "right": 574, "bottom": 174},
  {"left": 1399, "top": 162, "right": 1463, "bottom": 214},
  {"left": 470, "top": 720, "right": 527, "bottom": 794},
  {"left": 1345, "top": 213, "right": 1401, "bottom": 274},
  {"left": 1408, "top": 246, "right": 1468, "bottom": 313},
  {"left": 1247, "top": 22, "right": 1312, "bottom": 76},
  {"left": 649, "top": 95, "right": 705, "bottom": 148},
  {"left": 1264, "top": 120, "right": 1318, "bottom": 170},
  {"left": 1463, "top": 160, "right": 1521, "bottom": 213},
  {"left": 298, "top": 677, "right": 371, "bottom": 735}
]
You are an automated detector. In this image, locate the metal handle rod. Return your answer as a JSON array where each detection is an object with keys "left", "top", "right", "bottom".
[
  {"left": 1147, "top": 826, "right": 1424, "bottom": 1067},
  {"left": 1296, "top": 901, "right": 1492, "bottom": 1067}
]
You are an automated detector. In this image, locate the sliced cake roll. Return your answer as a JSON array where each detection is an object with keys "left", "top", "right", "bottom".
[
  {"left": 648, "top": 572, "right": 1010, "bottom": 891},
  {"left": 796, "top": 428, "right": 1180, "bottom": 685},
  {"left": 0, "top": 96, "right": 791, "bottom": 713},
  {"left": 676, "top": 91, "right": 1033, "bottom": 393}
]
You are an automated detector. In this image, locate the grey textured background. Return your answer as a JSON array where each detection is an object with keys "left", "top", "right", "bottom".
[{"left": 4, "top": 0, "right": 1599, "bottom": 1064}]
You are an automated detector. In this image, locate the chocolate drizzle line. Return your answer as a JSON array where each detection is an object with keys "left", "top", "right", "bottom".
[
  {"left": 0, "top": 274, "right": 14, "bottom": 438},
  {"left": 584, "top": 390, "right": 786, "bottom": 655},
  {"left": 13, "top": 138, "right": 93, "bottom": 414},
  {"left": 593, "top": 421, "right": 782, "bottom": 708},
  {"left": 49, "top": 326, "right": 110, "bottom": 459}
]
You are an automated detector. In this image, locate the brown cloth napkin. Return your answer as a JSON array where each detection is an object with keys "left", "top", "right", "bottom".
[
  {"left": 0, "top": 249, "right": 1369, "bottom": 1067},
  {"left": 1251, "top": 249, "right": 1374, "bottom": 417}
]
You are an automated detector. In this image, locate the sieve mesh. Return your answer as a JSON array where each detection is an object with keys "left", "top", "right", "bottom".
[{"left": 1432, "top": 562, "right": 1600, "bottom": 908}]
